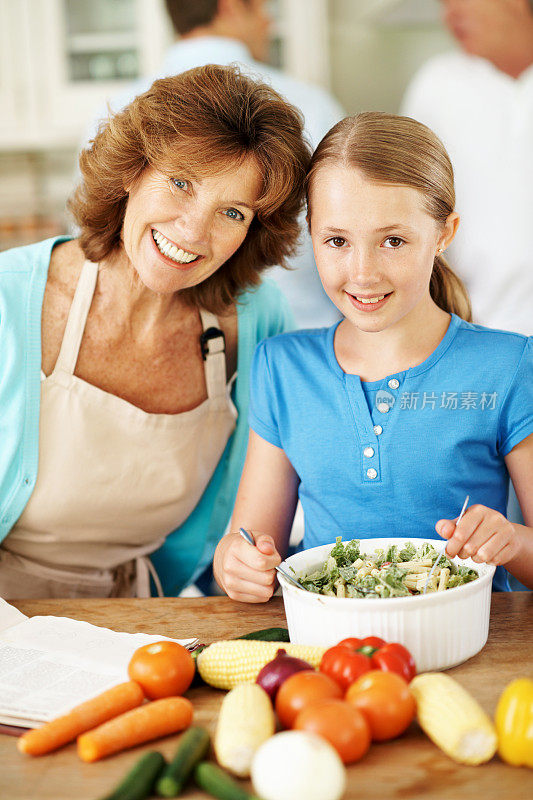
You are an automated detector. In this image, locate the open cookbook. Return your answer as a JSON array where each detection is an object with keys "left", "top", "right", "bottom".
[{"left": 0, "top": 598, "right": 198, "bottom": 729}]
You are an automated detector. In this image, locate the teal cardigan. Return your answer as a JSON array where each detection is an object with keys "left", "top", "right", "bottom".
[{"left": 0, "top": 236, "right": 293, "bottom": 594}]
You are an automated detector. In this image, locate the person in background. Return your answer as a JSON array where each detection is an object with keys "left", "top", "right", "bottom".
[
  {"left": 0, "top": 65, "right": 310, "bottom": 599},
  {"left": 213, "top": 113, "right": 533, "bottom": 602},
  {"left": 402, "top": 0, "right": 533, "bottom": 556},
  {"left": 401, "top": 0, "right": 533, "bottom": 336},
  {"left": 85, "top": 0, "right": 345, "bottom": 329}
]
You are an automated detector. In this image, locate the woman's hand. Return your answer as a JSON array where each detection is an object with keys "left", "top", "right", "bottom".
[
  {"left": 214, "top": 531, "right": 282, "bottom": 603},
  {"left": 435, "top": 504, "right": 521, "bottom": 566}
]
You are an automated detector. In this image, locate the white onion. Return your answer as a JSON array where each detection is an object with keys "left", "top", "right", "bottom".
[{"left": 251, "top": 731, "right": 346, "bottom": 800}]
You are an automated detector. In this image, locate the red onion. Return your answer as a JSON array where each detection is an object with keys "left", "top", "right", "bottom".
[{"left": 256, "top": 648, "right": 313, "bottom": 700}]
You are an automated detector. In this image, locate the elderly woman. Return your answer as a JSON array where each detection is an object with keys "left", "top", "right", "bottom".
[{"left": 0, "top": 64, "right": 310, "bottom": 598}]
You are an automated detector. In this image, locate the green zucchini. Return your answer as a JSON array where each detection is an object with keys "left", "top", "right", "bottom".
[
  {"left": 235, "top": 627, "right": 290, "bottom": 642},
  {"left": 194, "top": 762, "right": 261, "bottom": 800},
  {"left": 155, "top": 726, "right": 210, "bottom": 797},
  {"left": 99, "top": 750, "right": 166, "bottom": 800}
]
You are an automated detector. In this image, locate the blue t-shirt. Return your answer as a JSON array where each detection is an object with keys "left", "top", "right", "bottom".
[{"left": 249, "top": 314, "right": 533, "bottom": 592}]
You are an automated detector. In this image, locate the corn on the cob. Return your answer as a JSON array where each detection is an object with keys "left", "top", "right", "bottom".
[
  {"left": 197, "top": 640, "right": 327, "bottom": 690},
  {"left": 410, "top": 672, "right": 497, "bottom": 765},
  {"left": 214, "top": 683, "right": 275, "bottom": 777}
]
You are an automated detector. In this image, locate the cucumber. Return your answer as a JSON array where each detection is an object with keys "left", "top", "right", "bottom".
[
  {"left": 99, "top": 750, "right": 166, "bottom": 800},
  {"left": 155, "top": 726, "right": 210, "bottom": 797},
  {"left": 194, "top": 762, "right": 261, "bottom": 800},
  {"left": 236, "top": 627, "right": 290, "bottom": 642}
]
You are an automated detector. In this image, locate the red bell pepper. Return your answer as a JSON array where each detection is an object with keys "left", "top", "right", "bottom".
[{"left": 320, "top": 636, "right": 416, "bottom": 690}]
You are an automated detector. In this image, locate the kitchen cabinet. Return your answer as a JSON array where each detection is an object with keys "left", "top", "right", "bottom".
[{"left": 0, "top": 0, "right": 332, "bottom": 151}]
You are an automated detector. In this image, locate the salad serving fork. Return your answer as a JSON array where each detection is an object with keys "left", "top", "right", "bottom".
[
  {"left": 238, "top": 527, "right": 305, "bottom": 590},
  {"left": 424, "top": 494, "right": 470, "bottom": 594}
]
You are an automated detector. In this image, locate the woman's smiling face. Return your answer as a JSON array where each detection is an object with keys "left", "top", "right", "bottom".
[
  {"left": 122, "top": 158, "right": 262, "bottom": 294},
  {"left": 309, "top": 165, "right": 455, "bottom": 333}
]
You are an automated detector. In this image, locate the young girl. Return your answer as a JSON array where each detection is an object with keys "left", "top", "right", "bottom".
[{"left": 213, "top": 112, "right": 533, "bottom": 601}]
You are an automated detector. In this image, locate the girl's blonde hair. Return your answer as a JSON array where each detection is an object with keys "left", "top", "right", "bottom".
[{"left": 306, "top": 112, "right": 472, "bottom": 321}]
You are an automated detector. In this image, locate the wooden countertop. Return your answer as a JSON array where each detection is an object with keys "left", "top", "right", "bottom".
[{"left": 2, "top": 594, "right": 533, "bottom": 800}]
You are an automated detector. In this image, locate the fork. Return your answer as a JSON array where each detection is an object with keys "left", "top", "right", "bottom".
[
  {"left": 424, "top": 494, "right": 470, "bottom": 594},
  {"left": 238, "top": 527, "right": 305, "bottom": 590}
]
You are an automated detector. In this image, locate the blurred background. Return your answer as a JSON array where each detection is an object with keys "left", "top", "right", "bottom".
[{"left": 0, "top": 0, "right": 454, "bottom": 251}]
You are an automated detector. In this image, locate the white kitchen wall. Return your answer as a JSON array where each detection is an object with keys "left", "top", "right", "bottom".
[{"left": 329, "top": 0, "right": 457, "bottom": 114}]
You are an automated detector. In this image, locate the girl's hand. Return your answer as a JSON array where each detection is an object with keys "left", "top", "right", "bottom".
[
  {"left": 435, "top": 504, "right": 520, "bottom": 566},
  {"left": 214, "top": 531, "right": 281, "bottom": 603}
]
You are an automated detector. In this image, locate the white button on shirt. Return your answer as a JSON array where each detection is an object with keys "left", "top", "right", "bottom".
[
  {"left": 388, "top": 378, "right": 400, "bottom": 389},
  {"left": 364, "top": 447, "right": 374, "bottom": 458},
  {"left": 373, "top": 425, "right": 383, "bottom": 435},
  {"left": 366, "top": 468, "right": 378, "bottom": 479}
]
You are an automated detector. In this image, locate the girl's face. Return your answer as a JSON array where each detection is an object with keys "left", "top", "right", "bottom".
[
  {"left": 309, "top": 165, "right": 457, "bottom": 334},
  {"left": 122, "top": 159, "right": 261, "bottom": 295}
]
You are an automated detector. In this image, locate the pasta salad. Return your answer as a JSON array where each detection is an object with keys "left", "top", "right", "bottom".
[{"left": 297, "top": 538, "right": 479, "bottom": 598}]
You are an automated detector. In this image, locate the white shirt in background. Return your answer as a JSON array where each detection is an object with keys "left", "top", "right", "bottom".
[
  {"left": 402, "top": 52, "right": 533, "bottom": 336},
  {"left": 85, "top": 37, "right": 345, "bottom": 329}
]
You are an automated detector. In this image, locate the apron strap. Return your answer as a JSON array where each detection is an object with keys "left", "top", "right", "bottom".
[
  {"left": 53, "top": 260, "right": 99, "bottom": 376},
  {"left": 199, "top": 309, "right": 227, "bottom": 400},
  {"left": 136, "top": 556, "right": 164, "bottom": 598}
]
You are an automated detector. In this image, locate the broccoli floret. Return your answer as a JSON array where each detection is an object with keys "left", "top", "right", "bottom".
[
  {"left": 329, "top": 537, "right": 350, "bottom": 567},
  {"left": 344, "top": 539, "right": 361, "bottom": 563},
  {"left": 398, "top": 542, "right": 416, "bottom": 562},
  {"left": 419, "top": 542, "right": 438, "bottom": 561}
]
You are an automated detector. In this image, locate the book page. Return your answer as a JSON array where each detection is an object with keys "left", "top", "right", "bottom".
[
  {"left": 0, "top": 598, "right": 28, "bottom": 633},
  {"left": 0, "top": 614, "right": 198, "bottom": 726}
]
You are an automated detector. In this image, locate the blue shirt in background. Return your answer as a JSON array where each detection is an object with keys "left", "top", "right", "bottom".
[{"left": 249, "top": 314, "right": 533, "bottom": 592}]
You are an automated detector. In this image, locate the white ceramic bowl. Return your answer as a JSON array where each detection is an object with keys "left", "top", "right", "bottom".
[{"left": 279, "top": 538, "right": 496, "bottom": 672}]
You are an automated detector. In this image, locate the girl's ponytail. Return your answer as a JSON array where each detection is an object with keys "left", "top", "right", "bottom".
[{"left": 430, "top": 254, "right": 472, "bottom": 321}]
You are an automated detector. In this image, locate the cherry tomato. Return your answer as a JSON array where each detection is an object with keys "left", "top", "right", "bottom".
[
  {"left": 128, "top": 640, "right": 195, "bottom": 699},
  {"left": 345, "top": 670, "right": 416, "bottom": 741},
  {"left": 294, "top": 699, "right": 371, "bottom": 764},
  {"left": 371, "top": 643, "right": 416, "bottom": 682},
  {"left": 319, "top": 645, "right": 371, "bottom": 692},
  {"left": 275, "top": 670, "right": 342, "bottom": 729}
]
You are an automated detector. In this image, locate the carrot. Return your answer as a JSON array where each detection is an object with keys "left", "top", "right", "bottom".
[
  {"left": 77, "top": 696, "right": 193, "bottom": 763},
  {"left": 17, "top": 680, "right": 145, "bottom": 757}
]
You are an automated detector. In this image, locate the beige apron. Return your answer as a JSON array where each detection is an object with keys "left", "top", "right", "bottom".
[{"left": 0, "top": 260, "right": 237, "bottom": 598}]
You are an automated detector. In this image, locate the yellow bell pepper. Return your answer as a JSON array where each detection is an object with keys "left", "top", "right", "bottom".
[{"left": 494, "top": 678, "right": 533, "bottom": 768}]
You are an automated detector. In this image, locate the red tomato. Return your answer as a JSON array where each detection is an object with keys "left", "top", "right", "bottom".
[
  {"left": 294, "top": 699, "right": 371, "bottom": 764},
  {"left": 371, "top": 643, "right": 416, "bottom": 682},
  {"left": 319, "top": 645, "right": 371, "bottom": 692},
  {"left": 275, "top": 670, "right": 342, "bottom": 728},
  {"left": 128, "top": 641, "right": 195, "bottom": 699},
  {"left": 345, "top": 670, "right": 416, "bottom": 741}
]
